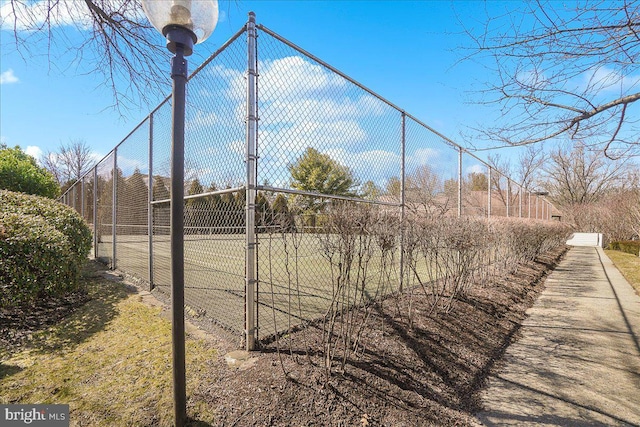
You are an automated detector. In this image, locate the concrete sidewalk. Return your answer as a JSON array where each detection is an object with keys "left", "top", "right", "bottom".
[{"left": 476, "top": 246, "right": 640, "bottom": 426}]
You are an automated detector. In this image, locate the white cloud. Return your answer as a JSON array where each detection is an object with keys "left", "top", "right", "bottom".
[
  {"left": 581, "top": 66, "right": 640, "bottom": 95},
  {"left": 89, "top": 151, "right": 103, "bottom": 164},
  {"left": 217, "top": 9, "right": 227, "bottom": 23},
  {"left": 116, "top": 154, "right": 146, "bottom": 176},
  {"left": 0, "top": 69, "right": 18, "bottom": 85},
  {"left": 324, "top": 148, "right": 400, "bottom": 185},
  {"left": 0, "top": 0, "right": 93, "bottom": 31},
  {"left": 465, "top": 163, "right": 485, "bottom": 175},
  {"left": 411, "top": 148, "right": 439, "bottom": 166},
  {"left": 260, "top": 56, "right": 346, "bottom": 99},
  {"left": 25, "top": 145, "right": 43, "bottom": 160},
  {"left": 255, "top": 56, "right": 388, "bottom": 174},
  {"left": 190, "top": 110, "right": 220, "bottom": 127},
  {"left": 516, "top": 68, "right": 548, "bottom": 89},
  {"left": 193, "top": 55, "right": 395, "bottom": 188}
]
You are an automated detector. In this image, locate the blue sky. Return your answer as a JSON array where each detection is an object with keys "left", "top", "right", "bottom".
[{"left": 0, "top": 1, "right": 523, "bottom": 171}]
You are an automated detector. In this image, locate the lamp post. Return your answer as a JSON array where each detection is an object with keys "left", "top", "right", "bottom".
[{"left": 141, "top": 2, "right": 218, "bottom": 426}]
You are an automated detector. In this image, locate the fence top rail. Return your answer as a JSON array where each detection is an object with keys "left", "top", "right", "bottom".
[
  {"left": 258, "top": 185, "right": 401, "bottom": 207},
  {"left": 151, "top": 185, "right": 245, "bottom": 205}
]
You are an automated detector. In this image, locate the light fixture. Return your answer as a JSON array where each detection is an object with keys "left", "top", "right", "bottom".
[{"left": 142, "top": 0, "right": 218, "bottom": 53}]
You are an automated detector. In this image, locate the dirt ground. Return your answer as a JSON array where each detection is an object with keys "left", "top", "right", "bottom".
[
  {"left": 195, "top": 247, "right": 566, "bottom": 427},
  {"left": 1, "top": 248, "right": 566, "bottom": 426}
]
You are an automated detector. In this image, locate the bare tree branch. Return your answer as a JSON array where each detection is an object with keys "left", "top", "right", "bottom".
[
  {"left": 0, "top": 0, "right": 172, "bottom": 112},
  {"left": 460, "top": 1, "right": 640, "bottom": 158}
]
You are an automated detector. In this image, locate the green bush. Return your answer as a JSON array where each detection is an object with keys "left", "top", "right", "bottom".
[
  {"left": 0, "top": 146, "right": 60, "bottom": 198},
  {"left": 0, "top": 190, "right": 92, "bottom": 307},
  {"left": 609, "top": 240, "right": 640, "bottom": 256}
]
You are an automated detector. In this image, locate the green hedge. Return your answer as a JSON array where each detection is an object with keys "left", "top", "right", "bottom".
[
  {"left": 608, "top": 240, "right": 640, "bottom": 256},
  {"left": 0, "top": 190, "right": 92, "bottom": 307}
]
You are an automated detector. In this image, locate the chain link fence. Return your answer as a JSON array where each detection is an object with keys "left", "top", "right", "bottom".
[{"left": 60, "top": 15, "right": 558, "bottom": 349}]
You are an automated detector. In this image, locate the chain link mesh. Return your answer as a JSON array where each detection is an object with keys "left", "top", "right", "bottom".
[
  {"left": 81, "top": 173, "right": 94, "bottom": 226},
  {"left": 95, "top": 152, "right": 114, "bottom": 266},
  {"left": 148, "top": 31, "right": 249, "bottom": 335},
  {"left": 113, "top": 120, "right": 150, "bottom": 282},
  {"left": 404, "top": 116, "right": 459, "bottom": 217},
  {"left": 58, "top": 20, "right": 558, "bottom": 347},
  {"left": 461, "top": 152, "right": 489, "bottom": 217}
]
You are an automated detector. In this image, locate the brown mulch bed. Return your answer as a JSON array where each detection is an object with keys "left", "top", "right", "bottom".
[
  {"left": 194, "top": 247, "right": 566, "bottom": 427},
  {"left": 0, "top": 290, "right": 90, "bottom": 355}
]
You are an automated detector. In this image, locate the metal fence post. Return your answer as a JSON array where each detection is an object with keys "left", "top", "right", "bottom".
[
  {"left": 148, "top": 114, "right": 155, "bottom": 291},
  {"left": 93, "top": 166, "right": 98, "bottom": 259},
  {"left": 112, "top": 148, "right": 117, "bottom": 269},
  {"left": 549, "top": 201, "right": 552, "bottom": 220},
  {"left": 487, "top": 166, "right": 491, "bottom": 219},
  {"left": 81, "top": 178, "right": 85, "bottom": 219},
  {"left": 506, "top": 178, "right": 510, "bottom": 218},
  {"left": 457, "top": 147, "right": 462, "bottom": 217},
  {"left": 528, "top": 191, "right": 531, "bottom": 219},
  {"left": 245, "top": 11, "right": 258, "bottom": 351},
  {"left": 518, "top": 185, "right": 522, "bottom": 218},
  {"left": 399, "top": 112, "right": 406, "bottom": 293}
]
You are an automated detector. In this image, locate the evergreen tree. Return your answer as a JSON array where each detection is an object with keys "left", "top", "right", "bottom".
[
  {"left": 126, "top": 168, "right": 149, "bottom": 234},
  {"left": 271, "top": 193, "right": 295, "bottom": 232}
]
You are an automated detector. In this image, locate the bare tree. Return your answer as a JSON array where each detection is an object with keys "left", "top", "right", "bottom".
[
  {"left": 463, "top": 1, "right": 640, "bottom": 158},
  {"left": 631, "top": 189, "right": 640, "bottom": 238},
  {"left": 0, "top": 0, "right": 170, "bottom": 110},
  {"left": 487, "top": 154, "right": 513, "bottom": 209},
  {"left": 516, "top": 145, "right": 548, "bottom": 190},
  {"left": 542, "top": 141, "right": 632, "bottom": 206},
  {"left": 487, "top": 145, "right": 547, "bottom": 190},
  {"left": 404, "top": 165, "right": 452, "bottom": 217},
  {"left": 42, "top": 139, "right": 96, "bottom": 189}
]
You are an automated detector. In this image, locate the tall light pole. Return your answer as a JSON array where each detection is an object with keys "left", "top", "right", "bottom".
[{"left": 141, "top": 1, "right": 218, "bottom": 426}]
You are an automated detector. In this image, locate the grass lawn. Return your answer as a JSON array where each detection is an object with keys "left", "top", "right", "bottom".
[
  {"left": 0, "top": 267, "right": 218, "bottom": 427},
  {"left": 605, "top": 249, "right": 640, "bottom": 296}
]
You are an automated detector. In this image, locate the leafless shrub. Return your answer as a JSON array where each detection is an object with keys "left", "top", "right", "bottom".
[
  {"left": 261, "top": 197, "right": 572, "bottom": 381},
  {"left": 404, "top": 216, "right": 491, "bottom": 315},
  {"left": 490, "top": 218, "right": 573, "bottom": 276},
  {"left": 562, "top": 189, "right": 640, "bottom": 245},
  {"left": 404, "top": 215, "right": 572, "bottom": 319},
  {"left": 261, "top": 207, "right": 312, "bottom": 374},
  {"left": 316, "top": 202, "right": 400, "bottom": 378}
]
